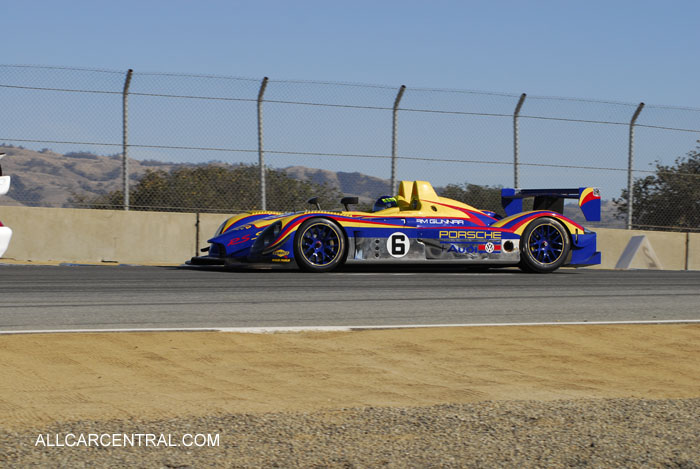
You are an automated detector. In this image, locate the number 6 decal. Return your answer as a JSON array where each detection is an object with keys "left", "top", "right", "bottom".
[{"left": 387, "top": 232, "right": 410, "bottom": 258}]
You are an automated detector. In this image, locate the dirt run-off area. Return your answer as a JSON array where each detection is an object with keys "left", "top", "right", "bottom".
[{"left": 0, "top": 324, "right": 699, "bottom": 467}]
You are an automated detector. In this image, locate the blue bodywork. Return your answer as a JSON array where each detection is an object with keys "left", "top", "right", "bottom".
[{"left": 189, "top": 181, "right": 602, "bottom": 272}]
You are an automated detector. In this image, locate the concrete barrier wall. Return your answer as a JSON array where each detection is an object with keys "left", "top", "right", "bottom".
[
  {"left": 1, "top": 206, "right": 198, "bottom": 264},
  {"left": 0, "top": 206, "right": 698, "bottom": 269},
  {"left": 688, "top": 233, "right": 700, "bottom": 271},
  {"left": 592, "top": 228, "right": 690, "bottom": 270}
]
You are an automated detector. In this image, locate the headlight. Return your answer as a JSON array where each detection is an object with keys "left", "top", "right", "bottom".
[
  {"left": 262, "top": 221, "right": 282, "bottom": 247},
  {"left": 271, "top": 221, "right": 281, "bottom": 238},
  {"left": 250, "top": 221, "right": 283, "bottom": 255}
]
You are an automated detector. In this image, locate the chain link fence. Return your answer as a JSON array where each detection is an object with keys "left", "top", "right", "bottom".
[{"left": 1, "top": 64, "right": 699, "bottom": 231}]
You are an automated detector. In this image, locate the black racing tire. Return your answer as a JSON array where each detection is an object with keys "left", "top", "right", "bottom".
[
  {"left": 519, "top": 217, "right": 571, "bottom": 273},
  {"left": 293, "top": 218, "right": 347, "bottom": 272}
]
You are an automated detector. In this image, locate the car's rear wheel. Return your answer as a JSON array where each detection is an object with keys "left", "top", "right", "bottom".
[
  {"left": 519, "top": 217, "right": 570, "bottom": 273},
  {"left": 294, "top": 218, "right": 347, "bottom": 272}
]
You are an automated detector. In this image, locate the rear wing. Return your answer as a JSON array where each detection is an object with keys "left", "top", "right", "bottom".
[
  {"left": 0, "top": 153, "right": 9, "bottom": 196},
  {"left": 501, "top": 187, "right": 601, "bottom": 222}
]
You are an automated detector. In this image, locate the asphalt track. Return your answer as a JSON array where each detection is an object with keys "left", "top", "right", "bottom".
[{"left": 0, "top": 264, "right": 698, "bottom": 332}]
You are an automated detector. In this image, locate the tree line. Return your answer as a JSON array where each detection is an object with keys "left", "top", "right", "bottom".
[
  {"left": 614, "top": 143, "right": 699, "bottom": 231},
  {"left": 71, "top": 143, "right": 700, "bottom": 231},
  {"left": 70, "top": 164, "right": 342, "bottom": 213}
]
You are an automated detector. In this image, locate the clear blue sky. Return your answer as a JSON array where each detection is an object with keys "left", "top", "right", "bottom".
[{"left": 4, "top": 0, "right": 700, "bottom": 107}]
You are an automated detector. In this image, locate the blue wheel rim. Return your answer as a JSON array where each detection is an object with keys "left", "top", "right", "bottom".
[
  {"left": 300, "top": 223, "right": 341, "bottom": 266},
  {"left": 527, "top": 224, "right": 564, "bottom": 264}
]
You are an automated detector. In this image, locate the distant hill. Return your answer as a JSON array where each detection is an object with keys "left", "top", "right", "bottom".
[
  {"left": 283, "top": 166, "right": 390, "bottom": 203},
  {"left": 0, "top": 144, "right": 624, "bottom": 227},
  {"left": 0, "top": 145, "right": 186, "bottom": 207},
  {"left": 0, "top": 145, "right": 392, "bottom": 208}
]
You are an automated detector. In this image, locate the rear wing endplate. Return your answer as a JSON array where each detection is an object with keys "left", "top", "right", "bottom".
[{"left": 501, "top": 187, "right": 601, "bottom": 222}]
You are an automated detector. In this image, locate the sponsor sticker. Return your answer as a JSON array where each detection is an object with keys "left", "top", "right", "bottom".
[
  {"left": 448, "top": 244, "right": 479, "bottom": 254},
  {"left": 227, "top": 234, "right": 252, "bottom": 246},
  {"left": 418, "top": 219, "right": 465, "bottom": 225},
  {"left": 439, "top": 230, "right": 502, "bottom": 240},
  {"left": 447, "top": 242, "right": 501, "bottom": 254}
]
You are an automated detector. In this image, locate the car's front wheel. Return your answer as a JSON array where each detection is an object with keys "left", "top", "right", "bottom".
[
  {"left": 294, "top": 218, "right": 347, "bottom": 272},
  {"left": 519, "top": 217, "right": 571, "bottom": 273}
]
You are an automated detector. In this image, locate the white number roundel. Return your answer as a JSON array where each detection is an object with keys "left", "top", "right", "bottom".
[{"left": 387, "top": 232, "right": 410, "bottom": 258}]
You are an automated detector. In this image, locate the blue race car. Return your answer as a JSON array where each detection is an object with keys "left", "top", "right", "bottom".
[{"left": 188, "top": 180, "right": 601, "bottom": 273}]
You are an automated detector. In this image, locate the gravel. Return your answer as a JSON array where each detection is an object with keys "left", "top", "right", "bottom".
[{"left": 1, "top": 398, "right": 698, "bottom": 468}]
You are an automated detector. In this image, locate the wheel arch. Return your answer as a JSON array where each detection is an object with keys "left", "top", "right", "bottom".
[
  {"left": 292, "top": 216, "right": 349, "bottom": 272},
  {"left": 518, "top": 215, "right": 573, "bottom": 273},
  {"left": 299, "top": 215, "right": 351, "bottom": 262},
  {"left": 518, "top": 213, "right": 577, "bottom": 255}
]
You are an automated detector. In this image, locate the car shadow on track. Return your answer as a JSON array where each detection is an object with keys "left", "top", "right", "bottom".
[{"left": 173, "top": 263, "right": 585, "bottom": 275}]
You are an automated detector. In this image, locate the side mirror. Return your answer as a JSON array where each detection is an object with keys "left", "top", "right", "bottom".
[
  {"left": 307, "top": 197, "right": 321, "bottom": 210},
  {"left": 340, "top": 196, "right": 359, "bottom": 211}
]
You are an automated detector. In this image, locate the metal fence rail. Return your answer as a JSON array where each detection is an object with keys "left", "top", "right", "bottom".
[{"left": 1, "top": 64, "right": 699, "bottom": 231}]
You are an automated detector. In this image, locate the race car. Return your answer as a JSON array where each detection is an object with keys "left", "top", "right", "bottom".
[
  {"left": 0, "top": 152, "right": 12, "bottom": 258},
  {"left": 189, "top": 180, "right": 601, "bottom": 273}
]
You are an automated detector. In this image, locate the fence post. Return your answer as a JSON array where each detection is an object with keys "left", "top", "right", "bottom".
[
  {"left": 257, "top": 77, "right": 269, "bottom": 210},
  {"left": 391, "top": 85, "right": 406, "bottom": 195},
  {"left": 627, "top": 102, "right": 645, "bottom": 230},
  {"left": 513, "top": 93, "right": 527, "bottom": 188},
  {"left": 122, "top": 69, "right": 133, "bottom": 211}
]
